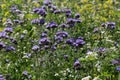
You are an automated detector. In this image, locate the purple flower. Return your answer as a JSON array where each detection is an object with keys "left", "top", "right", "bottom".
[
  {"left": 4, "top": 27, "right": 13, "bottom": 33},
  {"left": 65, "top": 37, "right": 85, "bottom": 47},
  {"left": 65, "top": 9, "right": 72, "bottom": 13},
  {"left": 98, "top": 47, "right": 106, "bottom": 52},
  {"left": 10, "top": 38, "right": 17, "bottom": 44},
  {"left": 66, "top": 18, "right": 75, "bottom": 24},
  {"left": 75, "top": 38, "right": 85, "bottom": 46},
  {"left": 41, "top": 31, "right": 47, "bottom": 38},
  {"left": 65, "top": 38, "right": 75, "bottom": 45},
  {"left": 13, "top": 19, "right": 21, "bottom": 24},
  {"left": 116, "top": 67, "right": 120, "bottom": 71},
  {"left": 0, "top": 74, "right": 3, "bottom": 78},
  {"left": 111, "top": 59, "right": 120, "bottom": 65},
  {"left": 51, "top": 45, "right": 56, "bottom": 51},
  {"left": 39, "top": 38, "right": 51, "bottom": 45},
  {"left": 37, "top": 8, "right": 47, "bottom": 17},
  {"left": 54, "top": 36, "right": 63, "bottom": 43},
  {"left": 31, "top": 19, "right": 39, "bottom": 24},
  {"left": 56, "top": 31, "right": 68, "bottom": 38},
  {"left": 59, "top": 23, "right": 68, "bottom": 28},
  {"left": 74, "top": 59, "right": 81, "bottom": 70},
  {"left": 54, "top": 10, "right": 62, "bottom": 14},
  {"left": 38, "top": 18, "right": 45, "bottom": 24},
  {"left": 32, "top": 45, "right": 39, "bottom": 51},
  {"left": 33, "top": 8, "right": 39, "bottom": 13},
  {"left": 22, "top": 71, "right": 28, "bottom": 76},
  {"left": 0, "top": 74, "right": 4, "bottom": 80},
  {"left": 0, "top": 32, "right": 9, "bottom": 39},
  {"left": 101, "top": 23, "right": 106, "bottom": 27},
  {"left": 6, "top": 46, "right": 16, "bottom": 51},
  {"left": 65, "top": 9, "right": 72, "bottom": 17},
  {"left": 0, "top": 42, "right": 6, "bottom": 49},
  {"left": 63, "top": 54, "right": 68, "bottom": 59},
  {"left": 65, "top": 12, "right": 71, "bottom": 17},
  {"left": 93, "top": 28, "right": 99, "bottom": 33},
  {"left": 33, "top": 8, "right": 47, "bottom": 17},
  {"left": 46, "top": 22, "right": 58, "bottom": 29},
  {"left": 31, "top": 18, "right": 45, "bottom": 25},
  {"left": 73, "top": 19, "right": 82, "bottom": 23},
  {"left": 75, "top": 13, "right": 80, "bottom": 19},
  {"left": 43, "top": 0, "right": 51, "bottom": 5},
  {"left": 106, "top": 22, "right": 115, "bottom": 29}
]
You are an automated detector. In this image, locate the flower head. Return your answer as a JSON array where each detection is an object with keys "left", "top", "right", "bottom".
[
  {"left": 56, "top": 31, "right": 68, "bottom": 38},
  {"left": 6, "top": 46, "right": 16, "bottom": 51},
  {"left": 0, "top": 42, "right": 6, "bottom": 49},
  {"left": 22, "top": 70, "right": 28, "bottom": 76},
  {"left": 106, "top": 22, "right": 115, "bottom": 29},
  {"left": 116, "top": 67, "right": 120, "bottom": 71},
  {"left": 4, "top": 27, "right": 13, "bottom": 33},
  {"left": 75, "top": 13, "right": 80, "bottom": 19},
  {"left": 46, "top": 22, "right": 58, "bottom": 29},
  {"left": 32, "top": 45, "right": 39, "bottom": 51},
  {"left": 74, "top": 59, "right": 81, "bottom": 70},
  {"left": 39, "top": 37, "right": 51, "bottom": 45},
  {"left": 111, "top": 59, "right": 120, "bottom": 65},
  {"left": 0, "top": 32, "right": 9, "bottom": 39}
]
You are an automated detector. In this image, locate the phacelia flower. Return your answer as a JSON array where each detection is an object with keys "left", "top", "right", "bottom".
[
  {"left": 31, "top": 18, "right": 45, "bottom": 25},
  {"left": 10, "top": 38, "right": 17, "bottom": 44},
  {"left": 0, "top": 32, "right": 9, "bottom": 39},
  {"left": 75, "top": 38, "right": 85, "bottom": 47},
  {"left": 74, "top": 59, "right": 81, "bottom": 70},
  {"left": 66, "top": 37, "right": 85, "bottom": 47},
  {"left": 106, "top": 22, "right": 115, "bottom": 29},
  {"left": 33, "top": 8, "right": 47, "bottom": 17},
  {"left": 63, "top": 54, "right": 68, "bottom": 60},
  {"left": 22, "top": 70, "right": 28, "bottom": 76},
  {"left": 46, "top": 22, "right": 58, "bottom": 29},
  {"left": 111, "top": 59, "right": 120, "bottom": 65},
  {"left": 6, "top": 46, "right": 16, "bottom": 51},
  {"left": 59, "top": 23, "right": 68, "bottom": 28},
  {"left": 75, "top": 13, "right": 80, "bottom": 19},
  {"left": 39, "top": 37, "right": 51, "bottom": 45},
  {"left": 65, "top": 38, "right": 75, "bottom": 45},
  {"left": 98, "top": 47, "right": 106, "bottom": 53},
  {"left": 116, "top": 67, "right": 120, "bottom": 71},
  {"left": 51, "top": 45, "right": 56, "bottom": 51},
  {"left": 32, "top": 45, "right": 39, "bottom": 51},
  {"left": 65, "top": 9, "right": 72, "bottom": 17},
  {"left": 41, "top": 31, "right": 47, "bottom": 38},
  {"left": 4, "top": 27, "right": 13, "bottom": 33},
  {"left": 101, "top": 23, "right": 106, "bottom": 27},
  {"left": 56, "top": 31, "right": 68, "bottom": 38},
  {"left": 43, "top": 0, "right": 51, "bottom": 5},
  {"left": 93, "top": 28, "right": 99, "bottom": 33},
  {"left": 0, "top": 74, "right": 4, "bottom": 80},
  {"left": 0, "top": 42, "right": 6, "bottom": 49},
  {"left": 54, "top": 36, "right": 63, "bottom": 42},
  {"left": 54, "top": 10, "right": 62, "bottom": 14}
]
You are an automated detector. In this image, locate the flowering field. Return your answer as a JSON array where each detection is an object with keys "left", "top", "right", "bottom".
[{"left": 0, "top": 0, "right": 120, "bottom": 80}]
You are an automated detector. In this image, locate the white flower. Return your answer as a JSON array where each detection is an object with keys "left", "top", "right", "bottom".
[
  {"left": 85, "top": 51, "right": 98, "bottom": 59},
  {"left": 54, "top": 73, "right": 59, "bottom": 76},
  {"left": 81, "top": 76, "right": 91, "bottom": 80}
]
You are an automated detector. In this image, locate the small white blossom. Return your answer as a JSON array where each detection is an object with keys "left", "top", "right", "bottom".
[{"left": 81, "top": 76, "right": 92, "bottom": 80}]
